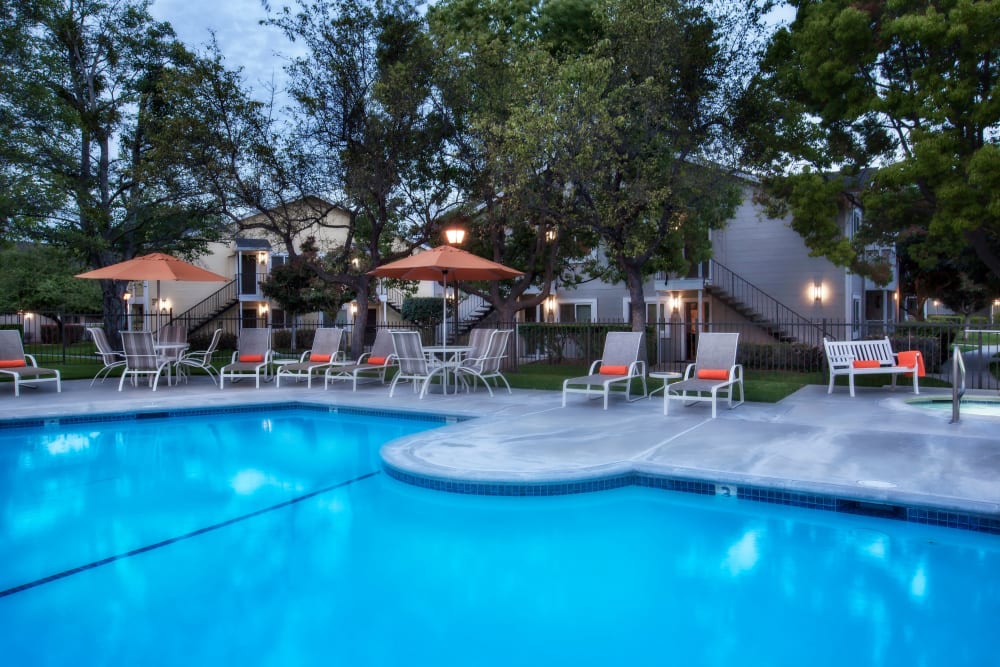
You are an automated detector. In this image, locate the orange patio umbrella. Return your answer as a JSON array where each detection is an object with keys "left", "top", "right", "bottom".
[
  {"left": 369, "top": 245, "right": 523, "bottom": 351},
  {"left": 75, "top": 252, "right": 228, "bottom": 307}
]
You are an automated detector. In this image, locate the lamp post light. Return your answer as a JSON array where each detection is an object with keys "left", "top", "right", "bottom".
[
  {"left": 444, "top": 226, "right": 466, "bottom": 245},
  {"left": 122, "top": 289, "right": 132, "bottom": 331}
]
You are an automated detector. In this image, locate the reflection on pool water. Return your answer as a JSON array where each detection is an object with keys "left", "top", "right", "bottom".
[
  {"left": 1, "top": 408, "right": 999, "bottom": 666},
  {"left": 908, "top": 396, "right": 1000, "bottom": 417}
]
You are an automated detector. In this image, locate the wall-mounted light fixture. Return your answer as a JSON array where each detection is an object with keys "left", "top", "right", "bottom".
[
  {"left": 812, "top": 282, "right": 823, "bottom": 304},
  {"left": 545, "top": 294, "right": 557, "bottom": 312},
  {"left": 545, "top": 229, "right": 557, "bottom": 242},
  {"left": 444, "top": 226, "right": 466, "bottom": 245},
  {"left": 349, "top": 301, "right": 358, "bottom": 317},
  {"left": 258, "top": 302, "right": 269, "bottom": 316},
  {"left": 257, "top": 251, "right": 268, "bottom": 265},
  {"left": 160, "top": 298, "right": 171, "bottom": 313},
  {"left": 669, "top": 293, "right": 680, "bottom": 313},
  {"left": 122, "top": 290, "right": 132, "bottom": 303}
]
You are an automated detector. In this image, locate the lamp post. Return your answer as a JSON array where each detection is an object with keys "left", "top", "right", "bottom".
[
  {"left": 442, "top": 225, "right": 465, "bottom": 341},
  {"left": 122, "top": 288, "right": 132, "bottom": 331}
]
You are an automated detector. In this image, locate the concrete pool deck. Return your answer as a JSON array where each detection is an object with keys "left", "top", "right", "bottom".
[{"left": 1, "top": 376, "right": 998, "bottom": 526}]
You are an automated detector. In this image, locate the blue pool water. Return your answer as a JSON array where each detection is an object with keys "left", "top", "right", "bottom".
[{"left": 1, "top": 408, "right": 998, "bottom": 666}]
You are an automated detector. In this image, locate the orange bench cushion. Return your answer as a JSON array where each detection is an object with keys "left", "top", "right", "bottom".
[
  {"left": 239, "top": 354, "right": 264, "bottom": 363},
  {"left": 309, "top": 354, "right": 331, "bottom": 362},
  {"left": 697, "top": 368, "right": 729, "bottom": 380},
  {"left": 851, "top": 360, "right": 881, "bottom": 369},
  {"left": 367, "top": 356, "right": 388, "bottom": 365},
  {"left": 0, "top": 359, "right": 26, "bottom": 368},
  {"left": 599, "top": 365, "right": 628, "bottom": 376}
]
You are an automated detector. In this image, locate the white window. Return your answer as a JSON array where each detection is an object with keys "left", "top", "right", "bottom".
[{"left": 558, "top": 300, "right": 595, "bottom": 323}]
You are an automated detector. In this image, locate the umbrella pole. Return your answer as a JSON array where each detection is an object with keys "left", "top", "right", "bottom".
[{"left": 442, "top": 270, "right": 448, "bottom": 354}]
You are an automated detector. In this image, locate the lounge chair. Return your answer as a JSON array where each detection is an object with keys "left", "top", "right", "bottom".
[
  {"left": 276, "top": 327, "right": 345, "bottom": 388},
  {"left": 455, "top": 329, "right": 513, "bottom": 396},
  {"left": 119, "top": 331, "right": 171, "bottom": 391},
  {"left": 324, "top": 328, "right": 397, "bottom": 391},
  {"left": 87, "top": 326, "right": 126, "bottom": 386},
  {"left": 387, "top": 330, "right": 448, "bottom": 398},
  {"left": 219, "top": 328, "right": 272, "bottom": 389},
  {"left": 0, "top": 330, "right": 62, "bottom": 397},
  {"left": 561, "top": 331, "right": 647, "bottom": 409},
  {"left": 176, "top": 328, "right": 223, "bottom": 386},
  {"left": 664, "top": 332, "right": 744, "bottom": 418}
]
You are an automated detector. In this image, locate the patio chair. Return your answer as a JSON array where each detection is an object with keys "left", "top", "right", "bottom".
[
  {"left": 455, "top": 329, "right": 513, "bottom": 396},
  {"left": 561, "top": 331, "right": 647, "bottom": 410},
  {"left": 119, "top": 331, "right": 171, "bottom": 392},
  {"left": 465, "top": 328, "right": 494, "bottom": 365},
  {"left": 87, "top": 326, "right": 126, "bottom": 386},
  {"left": 387, "top": 330, "right": 448, "bottom": 398},
  {"left": 276, "top": 327, "right": 345, "bottom": 388},
  {"left": 0, "top": 330, "right": 62, "bottom": 397},
  {"left": 175, "top": 328, "right": 223, "bottom": 386},
  {"left": 324, "top": 328, "right": 397, "bottom": 391},
  {"left": 664, "top": 332, "right": 744, "bottom": 418},
  {"left": 219, "top": 328, "right": 272, "bottom": 389}
]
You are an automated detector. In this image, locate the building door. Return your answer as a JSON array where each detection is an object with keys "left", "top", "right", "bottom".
[
  {"left": 684, "top": 302, "right": 708, "bottom": 360},
  {"left": 240, "top": 254, "right": 259, "bottom": 296}
]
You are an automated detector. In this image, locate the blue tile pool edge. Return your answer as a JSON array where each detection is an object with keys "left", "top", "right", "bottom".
[
  {"left": 0, "top": 401, "right": 464, "bottom": 430},
  {"left": 382, "top": 463, "right": 1000, "bottom": 536}
]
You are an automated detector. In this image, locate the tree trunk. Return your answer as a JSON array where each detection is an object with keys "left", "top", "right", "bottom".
[
  {"left": 351, "top": 277, "right": 372, "bottom": 359},
  {"left": 100, "top": 280, "right": 126, "bottom": 348}
]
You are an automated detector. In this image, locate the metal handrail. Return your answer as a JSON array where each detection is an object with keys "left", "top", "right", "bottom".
[
  {"left": 951, "top": 344, "right": 966, "bottom": 424},
  {"left": 169, "top": 279, "right": 238, "bottom": 333},
  {"left": 708, "top": 259, "right": 829, "bottom": 345}
]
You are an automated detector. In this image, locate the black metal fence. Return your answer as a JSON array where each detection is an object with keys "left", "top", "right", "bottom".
[{"left": 3, "top": 312, "right": 996, "bottom": 390}]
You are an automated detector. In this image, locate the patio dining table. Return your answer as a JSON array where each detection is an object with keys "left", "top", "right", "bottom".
[{"left": 423, "top": 345, "right": 472, "bottom": 394}]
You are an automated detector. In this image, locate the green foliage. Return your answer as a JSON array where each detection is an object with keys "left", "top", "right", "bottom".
[
  {"left": 738, "top": 342, "right": 825, "bottom": 373},
  {"left": 260, "top": 255, "right": 352, "bottom": 316},
  {"left": 401, "top": 297, "right": 445, "bottom": 325},
  {"left": 750, "top": 0, "right": 1000, "bottom": 293},
  {"left": 0, "top": 244, "right": 102, "bottom": 312},
  {"left": 0, "top": 0, "right": 239, "bottom": 340}
]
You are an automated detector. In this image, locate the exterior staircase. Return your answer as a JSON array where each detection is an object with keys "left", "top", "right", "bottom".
[
  {"left": 705, "top": 260, "right": 827, "bottom": 346},
  {"left": 380, "top": 284, "right": 493, "bottom": 340},
  {"left": 168, "top": 279, "right": 239, "bottom": 335}
]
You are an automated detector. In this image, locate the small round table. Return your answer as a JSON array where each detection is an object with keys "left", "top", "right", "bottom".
[{"left": 648, "top": 371, "right": 682, "bottom": 398}]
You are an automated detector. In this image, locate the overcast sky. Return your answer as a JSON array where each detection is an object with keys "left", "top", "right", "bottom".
[{"left": 148, "top": 0, "right": 295, "bottom": 99}]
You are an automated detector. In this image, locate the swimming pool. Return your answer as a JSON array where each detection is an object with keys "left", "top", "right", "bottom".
[
  {"left": 1, "top": 407, "right": 998, "bottom": 665},
  {"left": 908, "top": 395, "right": 1000, "bottom": 418}
]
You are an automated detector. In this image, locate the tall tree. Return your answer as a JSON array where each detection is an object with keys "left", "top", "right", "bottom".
[
  {"left": 429, "top": 0, "right": 599, "bottom": 325},
  {"left": 532, "top": 0, "right": 769, "bottom": 331},
  {"left": 745, "top": 0, "right": 1000, "bottom": 291},
  {"left": 263, "top": 0, "right": 458, "bottom": 357},
  {"left": 0, "top": 0, "right": 236, "bottom": 341}
]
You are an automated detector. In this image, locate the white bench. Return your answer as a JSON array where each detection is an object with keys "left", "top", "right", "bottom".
[{"left": 823, "top": 337, "right": 921, "bottom": 397}]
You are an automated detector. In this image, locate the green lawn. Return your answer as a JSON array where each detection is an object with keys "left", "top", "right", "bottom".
[{"left": 10, "top": 358, "right": 951, "bottom": 404}]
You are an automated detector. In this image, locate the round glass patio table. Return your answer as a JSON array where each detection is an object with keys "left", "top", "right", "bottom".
[{"left": 648, "top": 371, "right": 682, "bottom": 398}]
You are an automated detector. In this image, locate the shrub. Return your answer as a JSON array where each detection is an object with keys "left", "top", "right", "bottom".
[
  {"left": 738, "top": 342, "right": 825, "bottom": 372},
  {"left": 39, "top": 323, "right": 85, "bottom": 345},
  {"left": 401, "top": 297, "right": 444, "bottom": 325},
  {"left": 188, "top": 330, "right": 238, "bottom": 353},
  {"left": 272, "top": 327, "right": 316, "bottom": 351}
]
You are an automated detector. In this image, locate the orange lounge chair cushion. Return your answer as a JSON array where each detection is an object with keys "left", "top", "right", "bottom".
[
  {"left": 0, "top": 359, "right": 27, "bottom": 368},
  {"left": 897, "top": 350, "right": 926, "bottom": 377},
  {"left": 697, "top": 368, "right": 729, "bottom": 380},
  {"left": 851, "top": 360, "right": 881, "bottom": 369},
  {"left": 367, "top": 356, "right": 387, "bottom": 365},
  {"left": 309, "top": 354, "right": 331, "bottom": 362},
  {"left": 599, "top": 365, "right": 628, "bottom": 375},
  {"left": 239, "top": 354, "right": 264, "bottom": 363}
]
